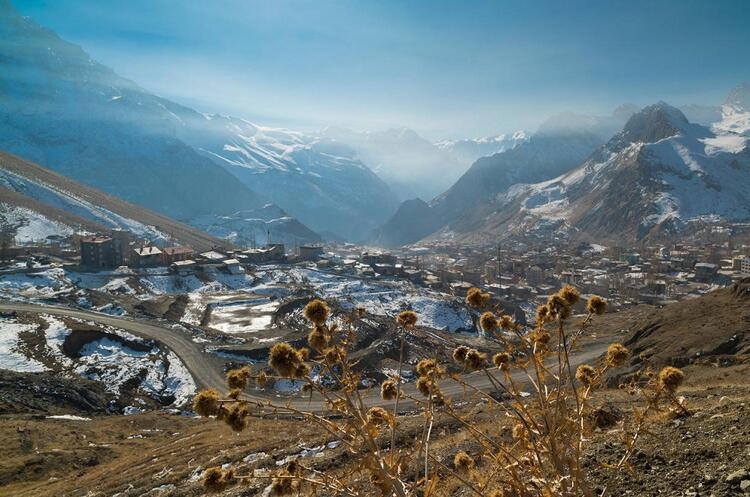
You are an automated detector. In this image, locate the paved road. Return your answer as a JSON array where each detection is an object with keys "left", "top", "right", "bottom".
[{"left": 0, "top": 302, "right": 609, "bottom": 412}]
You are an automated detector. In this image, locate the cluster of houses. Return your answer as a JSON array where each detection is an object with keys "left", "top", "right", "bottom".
[{"left": 78, "top": 232, "right": 329, "bottom": 276}]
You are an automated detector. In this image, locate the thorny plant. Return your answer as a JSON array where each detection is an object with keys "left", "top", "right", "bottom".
[{"left": 193, "top": 286, "right": 688, "bottom": 496}]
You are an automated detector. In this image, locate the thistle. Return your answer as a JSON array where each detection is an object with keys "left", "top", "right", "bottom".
[
  {"left": 396, "top": 309, "right": 418, "bottom": 329},
  {"left": 304, "top": 299, "right": 330, "bottom": 325},
  {"left": 587, "top": 295, "right": 607, "bottom": 315}
]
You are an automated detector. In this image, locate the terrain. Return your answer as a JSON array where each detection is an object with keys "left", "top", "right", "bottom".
[
  {"left": 1, "top": 280, "right": 749, "bottom": 496},
  {"left": 371, "top": 108, "right": 633, "bottom": 247},
  {"left": 0, "top": 151, "right": 229, "bottom": 251},
  {"left": 0, "top": 3, "right": 402, "bottom": 242},
  {"left": 424, "top": 95, "right": 750, "bottom": 246}
]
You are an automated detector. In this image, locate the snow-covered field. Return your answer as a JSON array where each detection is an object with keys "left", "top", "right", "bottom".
[
  {"left": 0, "top": 319, "right": 47, "bottom": 372},
  {"left": 255, "top": 266, "right": 472, "bottom": 331},
  {"left": 0, "top": 204, "right": 74, "bottom": 243},
  {"left": 0, "top": 314, "right": 195, "bottom": 408}
]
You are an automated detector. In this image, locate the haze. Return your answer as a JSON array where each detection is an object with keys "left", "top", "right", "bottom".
[{"left": 12, "top": 0, "right": 750, "bottom": 139}]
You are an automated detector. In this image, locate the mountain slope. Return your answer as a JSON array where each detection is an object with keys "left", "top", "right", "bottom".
[
  {"left": 171, "top": 115, "right": 399, "bottom": 241},
  {"left": 0, "top": 4, "right": 393, "bottom": 242},
  {"left": 0, "top": 5, "right": 265, "bottom": 222},
  {"left": 451, "top": 101, "right": 750, "bottom": 244},
  {"left": 0, "top": 150, "right": 228, "bottom": 250}
]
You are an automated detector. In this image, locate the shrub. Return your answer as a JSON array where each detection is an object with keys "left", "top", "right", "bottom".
[{"left": 192, "top": 287, "right": 687, "bottom": 496}]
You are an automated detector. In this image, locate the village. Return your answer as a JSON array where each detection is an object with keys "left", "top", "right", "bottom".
[{"left": 2, "top": 222, "right": 750, "bottom": 322}]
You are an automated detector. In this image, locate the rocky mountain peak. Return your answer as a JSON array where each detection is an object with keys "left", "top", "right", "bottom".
[{"left": 621, "top": 102, "right": 690, "bottom": 144}]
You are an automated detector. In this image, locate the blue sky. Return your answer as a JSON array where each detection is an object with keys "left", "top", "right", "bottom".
[{"left": 12, "top": 0, "right": 750, "bottom": 139}]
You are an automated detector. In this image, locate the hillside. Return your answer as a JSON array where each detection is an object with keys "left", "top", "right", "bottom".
[
  {"left": 442, "top": 99, "right": 750, "bottom": 245},
  {"left": 0, "top": 151, "right": 227, "bottom": 251},
  {"left": 621, "top": 277, "right": 750, "bottom": 367}
]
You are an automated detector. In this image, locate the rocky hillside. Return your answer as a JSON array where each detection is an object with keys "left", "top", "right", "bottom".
[
  {"left": 445, "top": 99, "right": 750, "bottom": 245},
  {"left": 0, "top": 151, "right": 231, "bottom": 250}
]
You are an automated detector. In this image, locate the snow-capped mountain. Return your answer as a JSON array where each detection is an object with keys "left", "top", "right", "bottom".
[
  {"left": 0, "top": 4, "right": 396, "bottom": 242},
  {"left": 434, "top": 131, "right": 529, "bottom": 169},
  {"left": 371, "top": 108, "right": 631, "bottom": 247},
  {"left": 442, "top": 101, "right": 750, "bottom": 244}
]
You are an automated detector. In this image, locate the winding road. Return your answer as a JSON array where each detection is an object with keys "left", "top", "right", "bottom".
[{"left": 0, "top": 302, "right": 610, "bottom": 412}]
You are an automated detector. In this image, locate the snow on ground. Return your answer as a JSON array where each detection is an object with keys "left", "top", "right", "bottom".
[
  {"left": 0, "top": 319, "right": 47, "bottom": 372},
  {"left": 0, "top": 267, "right": 74, "bottom": 300},
  {"left": 255, "top": 266, "right": 472, "bottom": 331},
  {"left": 1, "top": 314, "right": 195, "bottom": 408},
  {"left": 0, "top": 204, "right": 74, "bottom": 243},
  {"left": 207, "top": 298, "right": 278, "bottom": 334},
  {"left": 46, "top": 415, "right": 91, "bottom": 421}
]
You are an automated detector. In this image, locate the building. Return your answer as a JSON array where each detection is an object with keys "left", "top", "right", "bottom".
[
  {"left": 298, "top": 245, "right": 324, "bottom": 261},
  {"left": 694, "top": 262, "right": 718, "bottom": 282},
  {"left": 223, "top": 258, "right": 244, "bottom": 275},
  {"left": 162, "top": 246, "right": 194, "bottom": 265},
  {"left": 132, "top": 246, "right": 163, "bottom": 267},
  {"left": 243, "top": 244, "right": 285, "bottom": 264},
  {"left": 80, "top": 236, "right": 116, "bottom": 268}
]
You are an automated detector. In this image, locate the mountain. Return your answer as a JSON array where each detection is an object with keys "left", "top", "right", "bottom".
[
  {"left": 176, "top": 116, "right": 399, "bottom": 241},
  {"left": 713, "top": 82, "right": 750, "bottom": 137},
  {"left": 0, "top": 150, "right": 223, "bottom": 250},
  {"left": 371, "top": 108, "right": 633, "bottom": 247},
  {"left": 320, "top": 126, "right": 466, "bottom": 202},
  {"left": 434, "top": 131, "right": 528, "bottom": 169},
  {"left": 0, "top": 5, "right": 264, "bottom": 222},
  {"left": 0, "top": 4, "right": 395, "bottom": 242},
  {"left": 440, "top": 101, "right": 750, "bottom": 244}
]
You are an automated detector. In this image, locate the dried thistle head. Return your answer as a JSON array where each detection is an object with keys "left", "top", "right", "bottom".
[
  {"left": 396, "top": 310, "right": 418, "bottom": 329},
  {"left": 416, "top": 358, "right": 438, "bottom": 377},
  {"left": 529, "top": 328, "right": 551, "bottom": 346},
  {"left": 256, "top": 370, "right": 268, "bottom": 388},
  {"left": 536, "top": 304, "right": 551, "bottom": 325},
  {"left": 270, "top": 474, "right": 299, "bottom": 495},
  {"left": 416, "top": 376, "right": 432, "bottom": 397},
  {"left": 605, "top": 343, "right": 629, "bottom": 367},
  {"left": 492, "top": 352, "right": 511, "bottom": 370},
  {"left": 193, "top": 389, "right": 220, "bottom": 417},
  {"left": 324, "top": 346, "right": 346, "bottom": 364},
  {"left": 224, "top": 404, "right": 250, "bottom": 432},
  {"left": 479, "top": 311, "right": 498, "bottom": 332},
  {"left": 452, "top": 345, "right": 469, "bottom": 363},
  {"left": 380, "top": 379, "right": 399, "bottom": 401},
  {"left": 308, "top": 326, "right": 328, "bottom": 350},
  {"left": 559, "top": 284, "right": 580, "bottom": 307},
  {"left": 499, "top": 314, "right": 514, "bottom": 330},
  {"left": 453, "top": 451, "right": 475, "bottom": 473},
  {"left": 269, "top": 343, "right": 305, "bottom": 378},
  {"left": 366, "top": 406, "right": 394, "bottom": 427},
  {"left": 228, "top": 388, "right": 242, "bottom": 400},
  {"left": 203, "top": 466, "right": 234, "bottom": 493},
  {"left": 587, "top": 295, "right": 607, "bottom": 315},
  {"left": 464, "top": 348, "right": 487, "bottom": 371},
  {"left": 575, "top": 364, "right": 597, "bottom": 387},
  {"left": 547, "top": 293, "right": 572, "bottom": 320},
  {"left": 304, "top": 299, "right": 330, "bottom": 325},
  {"left": 658, "top": 366, "right": 684, "bottom": 392},
  {"left": 466, "top": 287, "right": 490, "bottom": 308},
  {"left": 226, "top": 368, "right": 250, "bottom": 390}
]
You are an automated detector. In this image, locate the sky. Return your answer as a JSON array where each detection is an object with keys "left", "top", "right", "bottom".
[{"left": 11, "top": 0, "right": 750, "bottom": 139}]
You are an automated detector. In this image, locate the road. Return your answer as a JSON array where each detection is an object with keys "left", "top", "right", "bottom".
[{"left": 0, "top": 302, "right": 610, "bottom": 412}]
